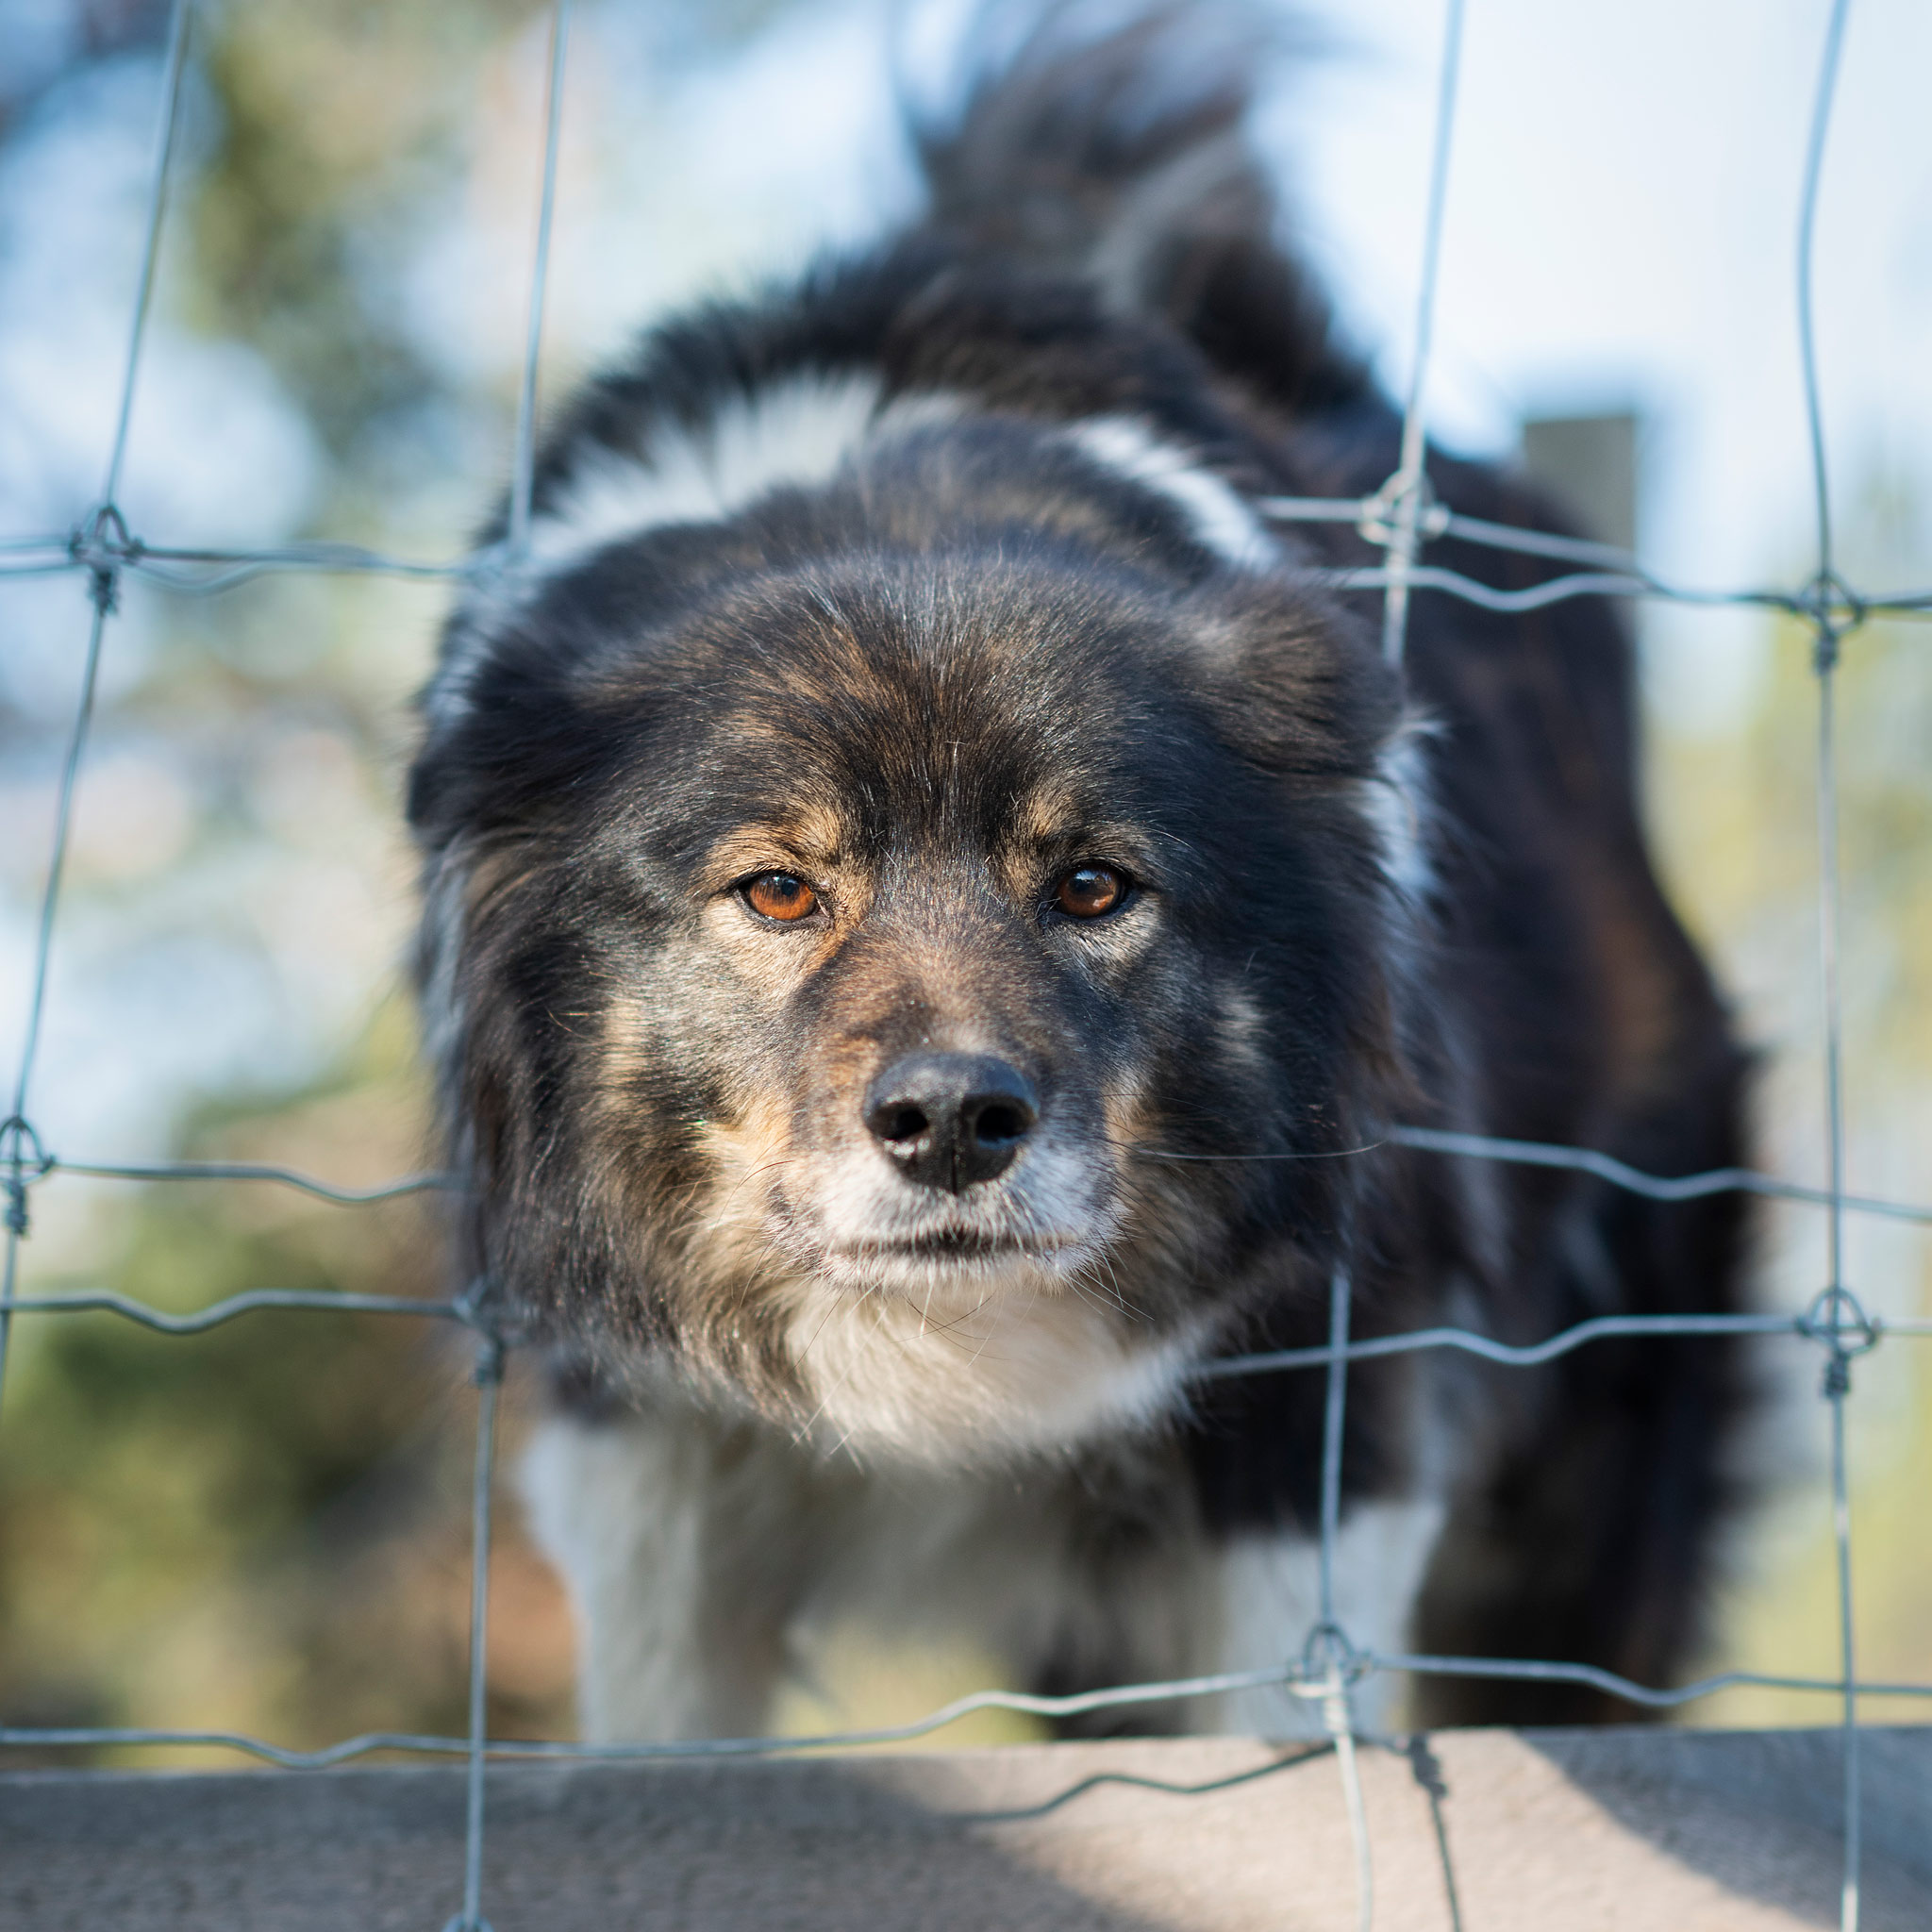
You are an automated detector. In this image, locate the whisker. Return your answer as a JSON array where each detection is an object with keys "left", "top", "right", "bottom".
[{"left": 1131, "top": 1139, "right": 1387, "bottom": 1165}]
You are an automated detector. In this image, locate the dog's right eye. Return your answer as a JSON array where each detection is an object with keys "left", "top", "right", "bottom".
[
  {"left": 741, "top": 872, "right": 821, "bottom": 923},
  {"left": 1053, "top": 863, "right": 1129, "bottom": 919}
]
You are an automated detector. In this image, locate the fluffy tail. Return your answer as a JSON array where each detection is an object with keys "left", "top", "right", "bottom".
[{"left": 909, "top": 1, "right": 1365, "bottom": 411}]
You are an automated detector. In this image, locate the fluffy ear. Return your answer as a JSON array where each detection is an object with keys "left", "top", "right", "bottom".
[
  {"left": 1190, "top": 584, "right": 1438, "bottom": 915},
  {"left": 409, "top": 618, "right": 619, "bottom": 857},
  {"left": 1195, "top": 580, "right": 1401, "bottom": 785}
]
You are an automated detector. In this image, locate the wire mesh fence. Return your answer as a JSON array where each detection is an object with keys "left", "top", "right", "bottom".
[{"left": 0, "top": 1, "right": 1927, "bottom": 1929}]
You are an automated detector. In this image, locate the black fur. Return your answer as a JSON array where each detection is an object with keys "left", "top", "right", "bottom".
[{"left": 409, "top": 3, "right": 1748, "bottom": 1730}]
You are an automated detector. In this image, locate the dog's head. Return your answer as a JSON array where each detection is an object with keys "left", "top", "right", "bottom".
[{"left": 410, "top": 403, "right": 1424, "bottom": 1462}]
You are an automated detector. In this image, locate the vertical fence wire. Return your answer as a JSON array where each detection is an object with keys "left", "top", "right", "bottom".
[
  {"left": 1355, "top": 0, "right": 1469, "bottom": 1896},
  {"left": 1316, "top": 1266, "right": 1350, "bottom": 1636},
  {"left": 0, "top": 0, "right": 193, "bottom": 1416},
  {"left": 1378, "top": 0, "right": 1466, "bottom": 667},
  {"left": 0, "top": 605, "right": 108, "bottom": 1412},
  {"left": 448, "top": 1340, "right": 505, "bottom": 1932},
  {"left": 1794, "top": 2, "right": 1861, "bottom": 1926},
  {"left": 1825, "top": 1358, "right": 1861, "bottom": 1932},
  {"left": 507, "top": 0, "right": 572, "bottom": 557},
  {"left": 447, "top": 11, "right": 570, "bottom": 1923},
  {"left": 99, "top": 0, "right": 193, "bottom": 513},
  {"left": 1313, "top": 1263, "right": 1374, "bottom": 1930}
]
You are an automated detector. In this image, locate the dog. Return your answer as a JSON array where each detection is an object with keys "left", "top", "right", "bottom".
[{"left": 408, "top": 3, "right": 1749, "bottom": 1741}]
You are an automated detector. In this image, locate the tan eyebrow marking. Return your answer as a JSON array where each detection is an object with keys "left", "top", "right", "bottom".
[{"left": 701, "top": 798, "right": 858, "bottom": 892}]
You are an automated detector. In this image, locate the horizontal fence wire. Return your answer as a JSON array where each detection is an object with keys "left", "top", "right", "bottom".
[
  {"left": 3, "top": 1279, "right": 1926, "bottom": 1358},
  {"left": 6, "top": 1654, "right": 1932, "bottom": 1774},
  {"left": 6, "top": 498, "right": 1932, "bottom": 617},
  {"left": 0, "top": 2, "right": 1924, "bottom": 1931},
  {"left": 4, "top": 1290, "right": 469, "bottom": 1333},
  {"left": 10, "top": 1121, "right": 1932, "bottom": 1219}
]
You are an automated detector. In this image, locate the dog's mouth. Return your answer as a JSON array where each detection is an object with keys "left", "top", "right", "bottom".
[
  {"left": 826, "top": 1228, "right": 1054, "bottom": 1261},
  {"left": 808, "top": 1222, "right": 1091, "bottom": 1292},
  {"left": 762, "top": 1130, "right": 1118, "bottom": 1291},
  {"left": 876, "top": 1230, "right": 1026, "bottom": 1257}
]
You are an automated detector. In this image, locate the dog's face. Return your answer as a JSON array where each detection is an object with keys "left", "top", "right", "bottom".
[{"left": 414, "top": 538, "right": 1412, "bottom": 1461}]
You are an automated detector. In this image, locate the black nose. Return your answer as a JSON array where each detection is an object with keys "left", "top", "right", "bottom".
[{"left": 862, "top": 1052, "right": 1041, "bottom": 1192}]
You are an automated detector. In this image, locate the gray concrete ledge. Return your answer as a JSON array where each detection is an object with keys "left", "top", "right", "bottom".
[{"left": 3, "top": 1726, "right": 1928, "bottom": 1930}]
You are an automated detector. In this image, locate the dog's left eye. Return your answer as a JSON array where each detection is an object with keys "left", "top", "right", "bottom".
[
  {"left": 741, "top": 872, "right": 821, "bottom": 923},
  {"left": 1053, "top": 863, "right": 1129, "bottom": 919}
]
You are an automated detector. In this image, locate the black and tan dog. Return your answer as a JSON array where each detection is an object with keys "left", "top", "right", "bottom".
[{"left": 408, "top": 5, "right": 1749, "bottom": 1740}]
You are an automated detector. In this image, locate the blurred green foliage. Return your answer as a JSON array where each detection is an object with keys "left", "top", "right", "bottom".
[{"left": 1647, "top": 506, "right": 1932, "bottom": 1725}]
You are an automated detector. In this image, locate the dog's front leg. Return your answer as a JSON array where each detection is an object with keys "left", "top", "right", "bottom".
[{"left": 520, "top": 1404, "right": 816, "bottom": 1742}]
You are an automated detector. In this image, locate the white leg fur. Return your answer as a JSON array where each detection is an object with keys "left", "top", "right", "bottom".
[
  {"left": 523, "top": 1406, "right": 1445, "bottom": 1745},
  {"left": 520, "top": 1409, "right": 836, "bottom": 1742},
  {"left": 1207, "top": 1498, "right": 1447, "bottom": 1738}
]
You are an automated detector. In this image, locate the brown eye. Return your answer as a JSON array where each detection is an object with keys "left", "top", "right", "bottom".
[
  {"left": 1054, "top": 863, "right": 1128, "bottom": 920},
  {"left": 742, "top": 872, "right": 820, "bottom": 923}
]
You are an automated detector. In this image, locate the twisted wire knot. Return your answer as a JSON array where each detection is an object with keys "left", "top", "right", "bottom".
[
  {"left": 452, "top": 1277, "right": 512, "bottom": 1382},
  {"left": 70, "top": 504, "right": 137, "bottom": 614},
  {"left": 0, "top": 1116, "right": 53, "bottom": 1240},
  {"left": 1357, "top": 469, "right": 1447, "bottom": 553},
  {"left": 1797, "top": 569, "right": 1867, "bottom": 670},
  {"left": 1296, "top": 1620, "right": 1368, "bottom": 1691},
  {"left": 1800, "top": 1284, "right": 1879, "bottom": 1397}
]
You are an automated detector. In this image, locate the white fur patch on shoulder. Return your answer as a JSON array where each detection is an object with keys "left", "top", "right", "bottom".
[
  {"left": 1358, "top": 719, "right": 1437, "bottom": 904},
  {"left": 425, "top": 374, "right": 958, "bottom": 723},
  {"left": 527, "top": 373, "right": 956, "bottom": 577},
  {"left": 1067, "top": 416, "right": 1279, "bottom": 572}
]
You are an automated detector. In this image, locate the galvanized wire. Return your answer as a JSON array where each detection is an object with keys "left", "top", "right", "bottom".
[
  {"left": 1312, "top": 1263, "right": 1374, "bottom": 1931},
  {"left": 99, "top": 0, "right": 192, "bottom": 513},
  {"left": 6, "top": 1288, "right": 466, "bottom": 1333},
  {"left": 38, "top": 1156, "right": 450, "bottom": 1204},
  {"left": 8, "top": 499, "right": 1932, "bottom": 618},
  {"left": 0, "top": 598, "right": 108, "bottom": 1407},
  {"left": 0, "top": 0, "right": 193, "bottom": 1416},
  {"left": 1796, "top": 3, "right": 1862, "bottom": 1924},
  {"left": 506, "top": 2, "right": 570, "bottom": 558},
  {"left": 1379, "top": 0, "right": 1466, "bottom": 668},
  {"left": 0, "top": 3, "right": 1926, "bottom": 1930},
  {"left": 449, "top": 1337, "right": 506, "bottom": 1932},
  {"left": 4, "top": 1653, "right": 1931, "bottom": 1773},
  {"left": 21, "top": 1115, "right": 1932, "bottom": 1224}
]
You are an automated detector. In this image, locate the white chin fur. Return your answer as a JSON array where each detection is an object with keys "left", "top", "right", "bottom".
[
  {"left": 808, "top": 1239, "right": 1100, "bottom": 1301},
  {"left": 781, "top": 1274, "right": 1205, "bottom": 1466},
  {"left": 758, "top": 1136, "right": 1182, "bottom": 1462}
]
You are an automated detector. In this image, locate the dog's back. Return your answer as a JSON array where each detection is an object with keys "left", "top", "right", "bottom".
[{"left": 413, "top": 4, "right": 1748, "bottom": 1737}]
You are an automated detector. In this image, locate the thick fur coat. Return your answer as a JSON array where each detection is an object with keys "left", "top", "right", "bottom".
[{"left": 408, "top": 6, "right": 1748, "bottom": 1740}]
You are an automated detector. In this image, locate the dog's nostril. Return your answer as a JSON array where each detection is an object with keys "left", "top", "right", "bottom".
[
  {"left": 972, "top": 1103, "right": 1026, "bottom": 1147},
  {"left": 861, "top": 1052, "right": 1041, "bottom": 1191}
]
